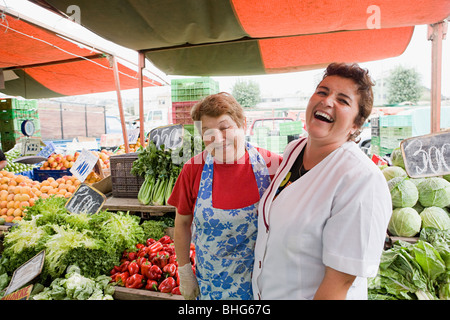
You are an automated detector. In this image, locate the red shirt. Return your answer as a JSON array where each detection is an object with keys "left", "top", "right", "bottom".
[{"left": 167, "top": 147, "right": 282, "bottom": 215}]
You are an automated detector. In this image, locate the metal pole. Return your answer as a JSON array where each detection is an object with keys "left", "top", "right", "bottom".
[
  {"left": 59, "top": 102, "right": 64, "bottom": 140},
  {"left": 428, "top": 21, "right": 447, "bottom": 133},
  {"left": 138, "top": 51, "right": 145, "bottom": 146},
  {"left": 85, "top": 104, "right": 88, "bottom": 137},
  {"left": 111, "top": 55, "right": 129, "bottom": 153}
]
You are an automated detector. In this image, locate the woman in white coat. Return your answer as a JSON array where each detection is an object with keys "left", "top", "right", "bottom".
[{"left": 252, "top": 62, "right": 392, "bottom": 300}]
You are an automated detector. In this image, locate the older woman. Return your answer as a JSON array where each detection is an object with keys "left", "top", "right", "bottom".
[
  {"left": 252, "top": 63, "right": 392, "bottom": 300},
  {"left": 168, "top": 92, "right": 282, "bottom": 300}
]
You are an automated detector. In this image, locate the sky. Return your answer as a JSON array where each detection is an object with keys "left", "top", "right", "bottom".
[{"left": 2, "top": 0, "right": 450, "bottom": 98}]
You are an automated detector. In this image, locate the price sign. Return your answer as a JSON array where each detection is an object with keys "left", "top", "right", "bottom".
[
  {"left": 4, "top": 251, "right": 45, "bottom": 296},
  {"left": 149, "top": 124, "right": 183, "bottom": 150},
  {"left": 128, "top": 128, "right": 140, "bottom": 144},
  {"left": 401, "top": 130, "right": 450, "bottom": 178},
  {"left": 70, "top": 149, "right": 99, "bottom": 182},
  {"left": 65, "top": 183, "right": 106, "bottom": 215},
  {"left": 37, "top": 141, "right": 56, "bottom": 158}
]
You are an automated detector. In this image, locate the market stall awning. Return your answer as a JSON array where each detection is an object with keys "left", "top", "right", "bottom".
[
  {"left": 31, "top": 0, "right": 450, "bottom": 75},
  {"left": 0, "top": 12, "right": 163, "bottom": 98}
]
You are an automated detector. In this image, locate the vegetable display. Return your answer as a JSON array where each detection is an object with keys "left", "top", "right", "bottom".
[
  {"left": 132, "top": 132, "right": 203, "bottom": 206},
  {"left": 110, "top": 235, "right": 195, "bottom": 296},
  {"left": 132, "top": 141, "right": 183, "bottom": 206},
  {"left": 0, "top": 196, "right": 146, "bottom": 284},
  {"left": 369, "top": 228, "right": 449, "bottom": 300},
  {"left": 382, "top": 151, "right": 450, "bottom": 237},
  {"left": 32, "top": 265, "right": 115, "bottom": 300}
]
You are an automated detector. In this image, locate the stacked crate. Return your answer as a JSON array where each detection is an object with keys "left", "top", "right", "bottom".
[
  {"left": 171, "top": 78, "right": 219, "bottom": 125},
  {"left": 0, "top": 98, "right": 40, "bottom": 152},
  {"left": 371, "top": 114, "right": 412, "bottom": 156}
]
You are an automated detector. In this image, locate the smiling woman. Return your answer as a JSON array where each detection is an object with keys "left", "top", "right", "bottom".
[
  {"left": 252, "top": 63, "right": 392, "bottom": 300},
  {"left": 168, "top": 92, "right": 283, "bottom": 300}
]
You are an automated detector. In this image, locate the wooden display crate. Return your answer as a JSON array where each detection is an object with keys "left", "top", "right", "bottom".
[{"left": 113, "top": 286, "right": 184, "bottom": 300}]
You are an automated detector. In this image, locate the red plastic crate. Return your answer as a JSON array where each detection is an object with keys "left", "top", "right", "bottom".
[{"left": 172, "top": 101, "right": 198, "bottom": 125}]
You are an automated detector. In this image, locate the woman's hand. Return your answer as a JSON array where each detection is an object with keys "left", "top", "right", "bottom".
[
  {"left": 174, "top": 212, "right": 199, "bottom": 299},
  {"left": 178, "top": 263, "right": 200, "bottom": 300},
  {"left": 313, "top": 266, "right": 356, "bottom": 300}
]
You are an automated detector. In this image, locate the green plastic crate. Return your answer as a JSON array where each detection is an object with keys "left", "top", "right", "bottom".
[
  {"left": 279, "top": 121, "right": 303, "bottom": 135},
  {"left": 0, "top": 98, "right": 37, "bottom": 110},
  {"left": 379, "top": 115, "right": 412, "bottom": 127},
  {"left": 171, "top": 77, "right": 219, "bottom": 102}
]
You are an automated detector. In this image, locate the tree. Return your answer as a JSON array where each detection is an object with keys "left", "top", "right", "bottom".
[
  {"left": 387, "top": 66, "right": 422, "bottom": 104},
  {"left": 231, "top": 79, "right": 261, "bottom": 108}
]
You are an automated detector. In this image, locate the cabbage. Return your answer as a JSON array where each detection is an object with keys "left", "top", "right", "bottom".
[
  {"left": 417, "top": 177, "right": 450, "bottom": 208},
  {"left": 420, "top": 207, "right": 450, "bottom": 231},
  {"left": 443, "top": 174, "right": 450, "bottom": 183},
  {"left": 390, "top": 147, "right": 405, "bottom": 169},
  {"left": 388, "top": 207, "right": 422, "bottom": 237},
  {"left": 388, "top": 176, "right": 419, "bottom": 208},
  {"left": 410, "top": 178, "right": 426, "bottom": 187},
  {"left": 382, "top": 166, "right": 407, "bottom": 181}
]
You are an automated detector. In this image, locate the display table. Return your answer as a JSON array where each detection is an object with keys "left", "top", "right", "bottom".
[{"left": 103, "top": 196, "right": 176, "bottom": 216}]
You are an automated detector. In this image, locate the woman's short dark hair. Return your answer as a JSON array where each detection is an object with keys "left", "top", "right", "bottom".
[{"left": 323, "top": 62, "right": 375, "bottom": 129}]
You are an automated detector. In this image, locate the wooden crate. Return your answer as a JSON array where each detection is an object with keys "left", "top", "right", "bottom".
[{"left": 113, "top": 286, "right": 184, "bottom": 300}]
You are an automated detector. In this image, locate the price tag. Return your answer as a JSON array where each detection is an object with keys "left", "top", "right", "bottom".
[
  {"left": 4, "top": 251, "right": 45, "bottom": 296},
  {"left": 70, "top": 149, "right": 99, "bottom": 182},
  {"left": 401, "top": 130, "right": 450, "bottom": 178},
  {"left": 65, "top": 183, "right": 106, "bottom": 215},
  {"left": 128, "top": 128, "right": 140, "bottom": 144},
  {"left": 149, "top": 124, "right": 183, "bottom": 150},
  {"left": 37, "top": 141, "right": 56, "bottom": 158}
]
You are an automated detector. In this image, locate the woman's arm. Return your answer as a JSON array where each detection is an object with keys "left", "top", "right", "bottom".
[
  {"left": 313, "top": 266, "right": 356, "bottom": 300},
  {"left": 174, "top": 211, "right": 193, "bottom": 267}
]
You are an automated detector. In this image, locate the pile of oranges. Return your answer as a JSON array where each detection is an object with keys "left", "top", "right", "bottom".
[{"left": 0, "top": 171, "right": 81, "bottom": 223}]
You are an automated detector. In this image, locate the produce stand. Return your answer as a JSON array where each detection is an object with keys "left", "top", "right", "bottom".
[{"left": 113, "top": 286, "right": 184, "bottom": 300}]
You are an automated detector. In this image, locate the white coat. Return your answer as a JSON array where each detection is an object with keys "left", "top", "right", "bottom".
[{"left": 252, "top": 138, "right": 392, "bottom": 300}]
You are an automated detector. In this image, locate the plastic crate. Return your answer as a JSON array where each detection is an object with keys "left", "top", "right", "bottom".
[
  {"left": 279, "top": 121, "right": 303, "bottom": 135},
  {"left": 0, "top": 98, "right": 37, "bottom": 110},
  {"left": 110, "top": 152, "right": 145, "bottom": 198},
  {"left": 379, "top": 115, "right": 412, "bottom": 127},
  {"left": 172, "top": 101, "right": 198, "bottom": 125},
  {"left": 33, "top": 168, "right": 72, "bottom": 182},
  {"left": 0, "top": 138, "right": 16, "bottom": 152},
  {"left": 171, "top": 78, "right": 219, "bottom": 102}
]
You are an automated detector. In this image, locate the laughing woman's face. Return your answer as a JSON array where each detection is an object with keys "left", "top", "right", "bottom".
[{"left": 305, "top": 75, "right": 360, "bottom": 148}]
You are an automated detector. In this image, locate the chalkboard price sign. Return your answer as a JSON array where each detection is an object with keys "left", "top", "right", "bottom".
[
  {"left": 149, "top": 124, "right": 183, "bottom": 150},
  {"left": 65, "top": 183, "right": 106, "bottom": 215},
  {"left": 401, "top": 130, "right": 450, "bottom": 178}
]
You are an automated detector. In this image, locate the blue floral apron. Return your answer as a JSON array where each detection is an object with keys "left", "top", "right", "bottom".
[{"left": 193, "top": 142, "right": 271, "bottom": 300}]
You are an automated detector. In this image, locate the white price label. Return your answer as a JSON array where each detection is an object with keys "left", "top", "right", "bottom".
[{"left": 70, "top": 149, "right": 99, "bottom": 182}]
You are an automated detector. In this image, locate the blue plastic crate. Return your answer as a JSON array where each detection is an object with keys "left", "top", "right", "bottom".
[{"left": 32, "top": 168, "right": 72, "bottom": 182}]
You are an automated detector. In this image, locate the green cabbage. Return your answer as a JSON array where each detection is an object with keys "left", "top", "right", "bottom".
[
  {"left": 388, "top": 177, "right": 419, "bottom": 208},
  {"left": 382, "top": 166, "right": 407, "bottom": 181},
  {"left": 390, "top": 147, "right": 405, "bottom": 169},
  {"left": 420, "top": 207, "right": 450, "bottom": 231},
  {"left": 417, "top": 177, "right": 450, "bottom": 208},
  {"left": 388, "top": 207, "right": 422, "bottom": 237}
]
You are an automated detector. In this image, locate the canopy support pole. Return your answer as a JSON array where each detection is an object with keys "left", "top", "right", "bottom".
[
  {"left": 138, "top": 51, "right": 145, "bottom": 147},
  {"left": 111, "top": 55, "right": 130, "bottom": 153},
  {"left": 428, "top": 21, "right": 447, "bottom": 133}
]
